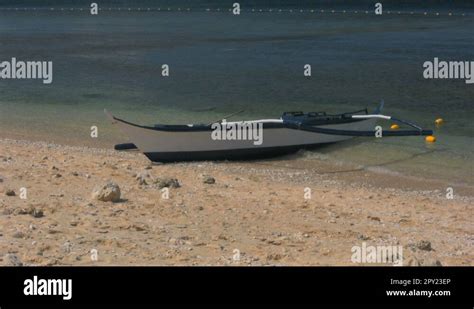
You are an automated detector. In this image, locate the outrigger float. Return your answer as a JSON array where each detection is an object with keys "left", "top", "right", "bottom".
[{"left": 105, "top": 102, "right": 434, "bottom": 163}]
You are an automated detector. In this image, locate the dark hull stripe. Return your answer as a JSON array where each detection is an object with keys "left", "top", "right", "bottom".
[{"left": 143, "top": 142, "right": 335, "bottom": 162}]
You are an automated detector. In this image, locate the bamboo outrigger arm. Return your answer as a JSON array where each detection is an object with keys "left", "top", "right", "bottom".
[{"left": 286, "top": 114, "right": 433, "bottom": 137}]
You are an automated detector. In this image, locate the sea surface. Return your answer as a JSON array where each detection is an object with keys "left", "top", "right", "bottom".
[{"left": 0, "top": 1, "right": 473, "bottom": 187}]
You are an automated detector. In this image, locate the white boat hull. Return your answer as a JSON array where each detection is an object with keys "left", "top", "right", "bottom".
[{"left": 110, "top": 115, "right": 378, "bottom": 162}]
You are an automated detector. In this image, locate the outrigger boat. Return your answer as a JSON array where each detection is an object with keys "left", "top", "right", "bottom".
[{"left": 105, "top": 102, "right": 433, "bottom": 162}]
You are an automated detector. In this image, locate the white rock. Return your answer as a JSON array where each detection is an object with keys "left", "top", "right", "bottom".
[{"left": 91, "top": 182, "right": 121, "bottom": 202}]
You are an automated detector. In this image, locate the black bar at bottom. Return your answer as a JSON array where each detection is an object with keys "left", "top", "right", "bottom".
[{"left": 0, "top": 267, "right": 471, "bottom": 306}]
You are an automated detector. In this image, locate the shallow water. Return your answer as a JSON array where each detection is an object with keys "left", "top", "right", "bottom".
[{"left": 0, "top": 1, "right": 473, "bottom": 186}]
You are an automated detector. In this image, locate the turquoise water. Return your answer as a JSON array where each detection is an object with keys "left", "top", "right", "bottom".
[{"left": 0, "top": 2, "right": 473, "bottom": 186}]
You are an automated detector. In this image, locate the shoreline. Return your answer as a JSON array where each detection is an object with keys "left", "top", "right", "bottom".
[
  {"left": 1, "top": 137, "right": 473, "bottom": 266},
  {"left": 2, "top": 135, "right": 472, "bottom": 198}
]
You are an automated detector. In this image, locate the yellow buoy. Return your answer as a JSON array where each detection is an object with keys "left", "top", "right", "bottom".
[
  {"left": 435, "top": 118, "right": 444, "bottom": 126},
  {"left": 425, "top": 135, "right": 436, "bottom": 143},
  {"left": 390, "top": 124, "right": 400, "bottom": 130}
]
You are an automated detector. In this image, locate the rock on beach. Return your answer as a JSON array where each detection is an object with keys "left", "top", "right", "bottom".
[{"left": 92, "top": 182, "right": 121, "bottom": 202}]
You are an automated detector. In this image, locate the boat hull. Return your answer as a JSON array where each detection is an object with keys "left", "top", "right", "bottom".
[
  {"left": 111, "top": 116, "right": 377, "bottom": 162},
  {"left": 143, "top": 142, "right": 337, "bottom": 162}
]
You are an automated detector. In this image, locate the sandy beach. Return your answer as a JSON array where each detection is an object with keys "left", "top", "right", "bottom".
[{"left": 0, "top": 138, "right": 472, "bottom": 266}]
